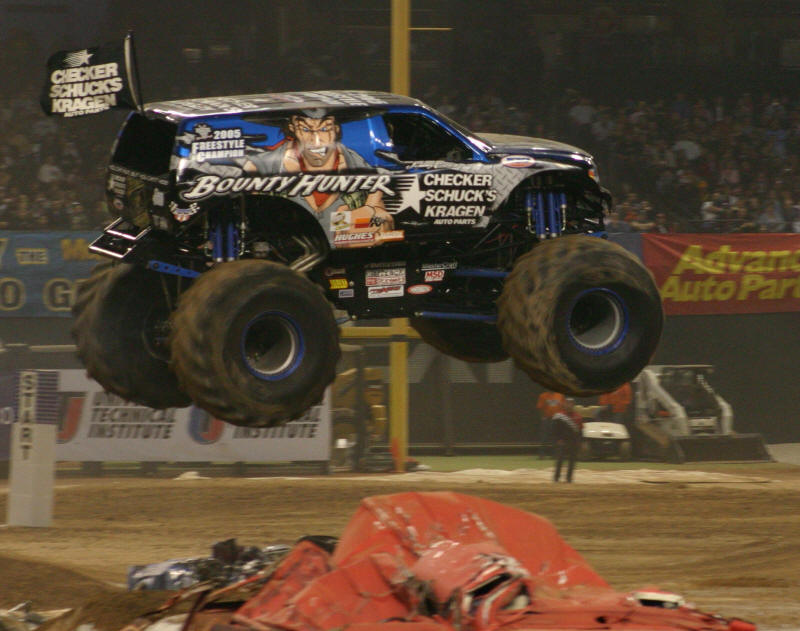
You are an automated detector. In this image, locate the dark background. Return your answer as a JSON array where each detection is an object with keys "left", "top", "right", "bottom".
[{"left": 1, "top": 0, "right": 799, "bottom": 445}]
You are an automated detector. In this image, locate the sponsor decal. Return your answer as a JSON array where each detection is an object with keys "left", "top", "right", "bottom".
[
  {"left": 152, "top": 189, "right": 165, "bottom": 206},
  {"left": 181, "top": 173, "right": 393, "bottom": 202},
  {"left": 368, "top": 284, "right": 404, "bottom": 299},
  {"left": 424, "top": 269, "right": 445, "bottom": 282},
  {"left": 325, "top": 267, "right": 346, "bottom": 276},
  {"left": 407, "top": 284, "right": 433, "bottom": 295},
  {"left": 338, "top": 288, "right": 354, "bottom": 298},
  {"left": 500, "top": 155, "right": 537, "bottom": 168},
  {"left": 421, "top": 261, "right": 458, "bottom": 271},
  {"left": 328, "top": 278, "right": 348, "bottom": 289},
  {"left": 366, "top": 267, "right": 406, "bottom": 287},
  {"left": 384, "top": 172, "right": 496, "bottom": 226},
  {"left": 187, "top": 407, "right": 225, "bottom": 444},
  {"left": 189, "top": 123, "right": 246, "bottom": 162},
  {"left": 169, "top": 201, "right": 199, "bottom": 222},
  {"left": 330, "top": 209, "right": 373, "bottom": 232},
  {"left": 333, "top": 231, "right": 375, "bottom": 247},
  {"left": 365, "top": 261, "right": 404, "bottom": 268},
  {"left": 376, "top": 230, "right": 405, "bottom": 244},
  {"left": 642, "top": 233, "right": 800, "bottom": 315}
]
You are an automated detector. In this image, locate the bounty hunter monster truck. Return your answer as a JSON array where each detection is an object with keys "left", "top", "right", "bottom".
[{"left": 72, "top": 90, "right": 664, "bottom": 427}]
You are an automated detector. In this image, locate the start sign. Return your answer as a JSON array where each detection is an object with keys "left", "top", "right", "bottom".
[{"left": 6, "top": 371, "right": 57, "bottom": 527}]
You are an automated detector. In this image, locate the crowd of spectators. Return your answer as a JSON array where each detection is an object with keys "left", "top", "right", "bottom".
[
  {"left": 0, "top": 94, "right": 117, "bottom": 231},
  {"left": 421, "top": 86, "right": 800, "bottom": 234},
  {"left": 3, "top": 55, "right": 800, "bottom": 234}
]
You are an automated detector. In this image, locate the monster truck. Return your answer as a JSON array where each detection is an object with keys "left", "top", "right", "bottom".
[{"left": 72, "top": 90, "right": 663, "bottom": 427}]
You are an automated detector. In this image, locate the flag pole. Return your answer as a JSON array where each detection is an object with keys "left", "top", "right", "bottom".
[{"left": 124, "top": 30, "right": 144, "bottom": 111}]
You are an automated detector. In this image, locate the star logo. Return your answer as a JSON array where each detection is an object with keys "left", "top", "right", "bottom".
[
  {"left": 194, "top": 123, "right": 212, "bottom": 139},
  {"left": 390, "top": 175, "right": 424, "bottom": 214},
  {"left": 64, "top": 49, "right": 94, "bottom": 67}
]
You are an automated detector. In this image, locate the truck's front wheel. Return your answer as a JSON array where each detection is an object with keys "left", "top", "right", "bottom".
[
  {"left": 498, "top": 236, "right": 663, "bottom": 396},
  {"left": 170, "top": 260, "right": 340, "bottom": 427}
]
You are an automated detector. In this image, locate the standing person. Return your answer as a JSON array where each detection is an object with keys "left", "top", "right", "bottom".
[
  {"left": 536, "top": 390, "right": 565, "bottom": 458},
  {"left": 552, "top": 398, "right": 583, "bottom": 483}
]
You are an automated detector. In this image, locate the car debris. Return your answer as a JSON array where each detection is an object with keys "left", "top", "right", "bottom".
[
  {"left": 127, "top": 539, "right": 291, "bottom": 591},
  {"left": 116, "top": 492, "right": 756, "bottom": 631}
]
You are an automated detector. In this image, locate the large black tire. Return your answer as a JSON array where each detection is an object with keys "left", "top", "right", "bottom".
[
  {"left": 169, "top": 260, "right": 340, "bottom": 427},
  {"left": 410, "top": 317, "right": 508, "bottom": 363},
  {"left": 498, "top": 236, "right": 663, "bottom": 396},
  {"left": 71, "top": 263, "right": 191, "bottom": 408}
]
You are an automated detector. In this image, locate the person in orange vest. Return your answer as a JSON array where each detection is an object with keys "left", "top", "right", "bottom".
[
  {"left": 598, "top": 382, "right": 632, "bottom": 423},
  {"left": 536, "top": 390, "right": 566, "bottom": 458}
]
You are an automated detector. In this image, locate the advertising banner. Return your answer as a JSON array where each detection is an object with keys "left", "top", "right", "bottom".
[
  {"left": 0, "top": 232, "right": 99, "bottom": 317},
  {"left": 0, "top": 370, "right": 330, "bottom": 462},
  {"left": 642, "top": 233, "right": 800, "bottom": 315}
]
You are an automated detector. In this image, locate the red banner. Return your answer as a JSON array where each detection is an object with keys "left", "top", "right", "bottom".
[{"left": 642, "top": 233, "right": 800, "bottom": 315}]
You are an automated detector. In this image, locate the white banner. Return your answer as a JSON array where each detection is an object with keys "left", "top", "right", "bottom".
[{"left": 0, "top": 370, "right": 331, "bottom": 463}]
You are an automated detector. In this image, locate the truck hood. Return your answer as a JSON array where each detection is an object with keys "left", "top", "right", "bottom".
[{"left": 478, "top": 133, "right": 593, "bottom": 166}]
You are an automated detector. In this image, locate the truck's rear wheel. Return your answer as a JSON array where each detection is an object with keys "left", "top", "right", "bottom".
[
  {"left": 71, "top": 263, "right": 190, "bottom": 408},
  {"left": 498, "top": 236, "right": 663, "bottom": 396},
  {"left": 170, "top": 260, "right": 340, "bottom": 427},
  {"left": 410, "top": 317, "right": 508, "bottom": 362}
]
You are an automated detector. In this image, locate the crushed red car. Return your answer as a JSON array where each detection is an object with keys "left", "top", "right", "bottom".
[{"left": 130, "top": 492, "right": 755, "bottom": 631}]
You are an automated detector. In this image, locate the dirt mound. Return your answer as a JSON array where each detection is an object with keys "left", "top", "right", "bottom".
[
  {"left": 0, "top": 554, "right": 117, "bottom": 610},
  {"left": 1, "top": 468, "right": 799, "bottom": 629}
]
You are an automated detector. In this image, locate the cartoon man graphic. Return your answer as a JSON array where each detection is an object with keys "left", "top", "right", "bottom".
[{"left": 243, "top": 109, "right": 396, "bottom": 246}]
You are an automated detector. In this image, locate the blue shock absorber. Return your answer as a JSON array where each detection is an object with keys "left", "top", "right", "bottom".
[
  {"left": 210, "top": 223, "right": 224, "bottom": 262},
  {"left": 226, "top": 222, "right": 238, "bottom": 261},
  {"left": 531, "top": 191, "right": 546, "bottom": 239},
  {"left": 547, "top": 192, "right": 560, "bottom": 238},
  {"left": 210, "top": 218, "right": 239, "bottom": 261},
  {"left": 528, "top": 190, "right": 567, "bottom": 238}
]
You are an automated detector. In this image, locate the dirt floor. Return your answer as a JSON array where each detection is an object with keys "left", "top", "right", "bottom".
[{"left": 1, "top": 464, "right": 799, "bottom": 631}]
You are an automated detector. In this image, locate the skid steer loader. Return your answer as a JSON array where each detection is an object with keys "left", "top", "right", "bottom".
[{"left": 631, "top": 365, "right": 771, "bottom": 463}]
